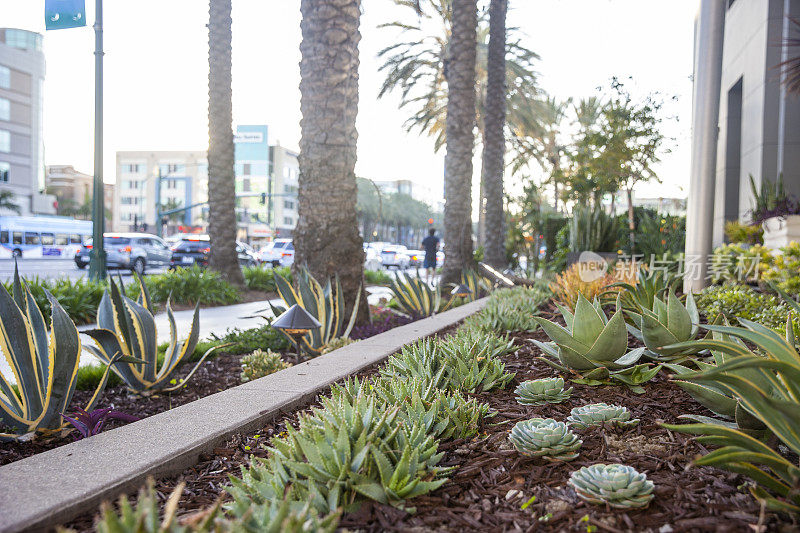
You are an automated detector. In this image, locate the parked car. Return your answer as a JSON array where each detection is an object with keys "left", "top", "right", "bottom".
[
  {"left": 364, "top": 243, "right": 382, "bottom": 271},
  {"left": 74, "top": 233, "right": 172, "bottom": 274},
  {"left": 380, "top": 245, "right": 410, "bottom": 269},
  {"left": 238, "top": 241, "right": 260, "bottom": 266},
  {"left": 259, "top": 238, "right": 292, "bottom": 266},
  {"left": 406, "top": 249, "right": 425, "bottom": 267},
  {"left": 169, "top": 236, "right": 257, "bottom": 269},
  {"left": 278, "top": 241, "right": 295, "bottom": 267}
]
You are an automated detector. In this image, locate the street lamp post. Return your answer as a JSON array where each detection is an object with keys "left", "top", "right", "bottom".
[{"left": 88, "top": 0, "right": 106, "bottom": 281}]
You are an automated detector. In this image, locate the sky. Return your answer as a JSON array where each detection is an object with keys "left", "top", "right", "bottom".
[{"left": 2, "top": 0, "right": 699, "bottom": 205}]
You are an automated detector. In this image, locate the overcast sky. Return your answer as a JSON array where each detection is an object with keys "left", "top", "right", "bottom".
[{"left": 2, "top": 0, "right": 698, "bottom": 203}]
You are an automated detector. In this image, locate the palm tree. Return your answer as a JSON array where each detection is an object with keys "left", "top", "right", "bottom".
[
  {"left": 295, "top": 0, "right": 367, "bottom": 320},
  {"left": 442, "top": 0, "right": 477, "bottom": 285},
  {"left": 207, "top": 0, "right": 244, "bottom": 286},
  {"left": 481, "top": 0, "right": 507, "bottom": 268},
  {"left": 0, "top": 189, "right": 20, "bottom": 214}
]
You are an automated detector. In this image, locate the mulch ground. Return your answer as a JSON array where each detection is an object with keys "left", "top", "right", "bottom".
[{"left": 59, "top": 309, "right": 799, "bottom": 532}]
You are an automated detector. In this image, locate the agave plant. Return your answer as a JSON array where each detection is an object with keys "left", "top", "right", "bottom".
[
  {"left": 508, "top": 418, "right": 582, "bottom": 461},
  {"left": 83, "top": 275, "right": 219, "bottom": 395},
  {"left": 626, "top": 289, "right": 700, "bottom": 361},
  {"left": 0, "top": 266, "right": 122, "bottom": 441},
  {"left": 388, "top": 271, "right": 451, "bottom": 318},
  {"left": 566, "top": 403, "right": 639, "bottom": 430},
  {"left": 605, "top": 268, "right": 677, "bottom": 312},
  {"left": 514, "top": 377, "right": 572, "bottom": 405},
  {"left": 569, "top": 464, "right": 654, "bottom": 509},
  {"left": 533, "top": 294, "right": 657, "bottom": 392},
  {"left": 460, "top": 269, "right": 492, "bottom": 302},
  {"left": 271, "top": 269, "right": 360, "bottom": 356},
  {"left": 662, "top": 298, "right": 800, "bottom": 512}
]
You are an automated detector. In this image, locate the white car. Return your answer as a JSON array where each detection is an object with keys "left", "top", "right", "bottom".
[
  {"left": 259, "top": 238, "right": 292, "bottom": 266},
  {"left": 279, "top": 241, "right": 295, "bottom": 267},
  {"left": 380, "top": 245, "right": 410, "bottom": 269},
  {"left": 363, "top": 244, "right": 382, "bottom": 271}
]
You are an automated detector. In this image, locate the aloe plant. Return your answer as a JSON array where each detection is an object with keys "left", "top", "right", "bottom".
[
  {"left": 566, "top": 403, "right": 639, "bottom": 430},
  {"left": 569, "top": 464, "right": 654, "bottom": 509},
  {"left": 533, "top": 294, "right": 658, "bottom": 392},
  {"left": 83, "top": 275, "right": 220, "bottom": 395},
  {"left": 388, "top": 271, "right": 451, "bottom": 317},
  {"left": 0, "top": 266, "right": 121, "bottom": 441},
  {"left": 626, "top": 289, "right": 700, "bottom": 361},
  {"left": 508, "top": 418, "right": 582, "bottom": 461},
  {"left": 271, "top": 268, "right": 360, "bottom": 356},
  {"left": 514, "top": 377, "right": 572, "bottom": 405}
]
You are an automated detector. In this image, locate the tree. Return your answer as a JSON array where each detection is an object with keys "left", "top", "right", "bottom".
[
  {"left": 442, "top": 0, "right": 478, "bottom": 285},
  {"left": 207, "top": 0, "right": 244, "bottom": 286},
  {"left": 0, "top": 189, "right": 20, "bottom": 214},
  {"left": 160, "top": 198, "right": 183, "bottom": 224},
  {"left": 481, "top": 0, "right": 507, "bottom": 268},
  {"left": 295, "top": 0, "right": 367, "bottom": 320}
]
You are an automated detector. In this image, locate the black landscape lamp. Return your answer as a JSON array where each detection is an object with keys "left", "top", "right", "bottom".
[
  {"left": 451, "top": 284, "right": 473, "bottom": 299},
  {"left": 272, "top": 304, "right": 322, "bottom": 361}
]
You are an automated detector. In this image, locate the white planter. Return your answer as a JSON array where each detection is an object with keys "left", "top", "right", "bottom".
[{"left": 762, "top": 215, "right": 800, "bottom": 250}]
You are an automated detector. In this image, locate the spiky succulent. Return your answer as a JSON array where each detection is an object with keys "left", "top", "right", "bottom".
[
  {"left": 626, "top": 290, "right": 700, "bottom": 361},
  {"left": 508, "top": 418, "right": 582, "bottom": 461},
  {"left": 569, "top": 464, "right": 654, "bottom": 509},
  {"left": 514, "top": 377, "right": 572, "bottom": 405},
  {"left": 566, "top": 403, "right": 639, "bottom": 430}
]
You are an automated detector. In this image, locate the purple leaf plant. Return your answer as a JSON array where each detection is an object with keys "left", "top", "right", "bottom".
[{"left": 62, "top": 408, "right": 140, "bottom": 440}]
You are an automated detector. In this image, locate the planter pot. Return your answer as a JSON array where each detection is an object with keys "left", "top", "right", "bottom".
[{"left": 762, "top": 215, "right": 800, "bottom": 250}]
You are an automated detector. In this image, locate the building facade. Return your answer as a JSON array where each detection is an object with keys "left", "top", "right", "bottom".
[
  {"left": 269, "top": 143, "right": 299, "bottom": 238},
  {"left": 0, "top": 28, "right": 54, "bottom": 215},
  {"left": 234, "top": 125, "right": 271, "bottom": 243},
  {"left": 686, "top": 0, "right": 800, "bottom": 289},
  {"left": 45, "top": 165, "right": 114, "bottom": 217}
]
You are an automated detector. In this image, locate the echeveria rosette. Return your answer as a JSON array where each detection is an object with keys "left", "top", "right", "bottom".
[
  {"left": 532, "top": 295, "right": 654, "bottom": 391},
  {"left": 626, "top": 290, "right": 701, "bottom": 362},
  {"left": 569, "top": 463, "right": 654, "bottom": 509},
  {"left": 566, "top": 403, "right": 639, "bottom": 430},
  {"left": 514, "top": 377, "right": 572, "bottom": 406},
  {"left": 508, "top": 418, "right": 582, "bottom": 461}
]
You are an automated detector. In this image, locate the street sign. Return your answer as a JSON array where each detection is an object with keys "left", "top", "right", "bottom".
[{"left": 45, "top": 0, "right": 86, "bottom": 31}]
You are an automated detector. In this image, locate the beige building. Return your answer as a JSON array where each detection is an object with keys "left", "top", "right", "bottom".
[
  {"left": 113, "top": 151, "right": 208, "bottom": 233},
  {"left": 45, "top": 165, "right": 113, "bottom": 217},
  {"left": 269, "top": 144, "right": 299, "bottom": 238}
]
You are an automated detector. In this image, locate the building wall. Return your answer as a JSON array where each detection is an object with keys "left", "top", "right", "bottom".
[
  {"left": 270, "top": 144, "right": 299, "bottom": 238},
  {"left": 0, "top": 28, "right": 54, "bottom": 215},
  {"left": 45, "top": 165, "right": 114, "bottom": 215},
  {"left": 711, "top": 0, "right": 800, "bottom": 245},
  {"left": 234, "top": 125, "right": 271, "bottom": 243}
]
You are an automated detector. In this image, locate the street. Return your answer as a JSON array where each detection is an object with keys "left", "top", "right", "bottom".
[{"left": 0, "top": 258, "right": 169, "bottom": 282}]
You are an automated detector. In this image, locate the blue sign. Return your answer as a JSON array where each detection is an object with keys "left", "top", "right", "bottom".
[{"left": 45, "top": 0, "right": 86, "bottom": 31}]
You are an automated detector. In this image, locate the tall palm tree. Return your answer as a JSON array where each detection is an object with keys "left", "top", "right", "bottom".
[
  {"left": 0, "top": 189, "right": 20, "bottom": 214},
  {"left": 207, "top": 0, "right": 244, "bottom": 286},
  {"left": 442, "top": 0, "right": 477, "bottom": 285},
  {"left": 295, "top": 0, "right": 367, "bottom": 320},
  {"left": 481, "top": 0, "right": 507, "bottom": 268}
]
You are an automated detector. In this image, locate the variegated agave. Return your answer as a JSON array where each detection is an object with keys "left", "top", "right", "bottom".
[
  {"left": 514, "top": 377, "right": 572, "bottom": 405},
  {"left": 388, "top": 271, "right": 452, "bottom": 318},
  {"left": 0, "top": 266, "right": 121, "bottom": 440},
  {"left": 569, "top": 463, "right": 654, "bottom": 509},
  {"left": 626, "top": 289, "right": 701, "bottom": 361},
  {"left": 270, "top": 268, "right": 360, "bottom": 356},
  {"left": 83, "top": 275, "right": 219, "bottom": 395},
  {"left": 566, "top": 403, "right": 639, "bottom": 430},
  {"left": 508, "top": 418, "right": 582, "bottom": 461},
  {"left": 533, "top": 294, "right": 658, "bottom": 392}
]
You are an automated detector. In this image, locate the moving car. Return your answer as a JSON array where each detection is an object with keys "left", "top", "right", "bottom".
[
  {"left": 169, "top": 236, "right": 258, "bottom": 269},
  {"left": 75, "top": 233, "right": 172, "bottom": 274},
  {"left": 380, "top": 245, "right": 410, "bottom": 269},
  {"left": 278, "top": 241, "right": 295, "bottom": 267},
  {"left": 406, "top": 249, "right": 425, "bottom": 267},
  {"left": 259, "top": 238, "right": 292, "bottom": 266}
]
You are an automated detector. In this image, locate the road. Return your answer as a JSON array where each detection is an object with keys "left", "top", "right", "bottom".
[{"left": 0, "top": 258, "right": 168, "bottom": 282}]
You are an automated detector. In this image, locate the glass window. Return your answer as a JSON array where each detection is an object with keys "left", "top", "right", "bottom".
[
  {"left": 12, "top": 231, "right": 22, "bottom": 244},
  {"left": 0, "top": 231, "right": 7, "bottom": 244},
  {"left": 0, "top": 98, "right": 9, "bottom": 121},
  {"left": 106, "top": 236, "right": 131, "bottom": 245},
  {"left": 243, "top": 163, "right": 251, "bottom": 175},
  {"left": 0, "top": 130, "right": 9, "bottom": 153},
  {"left": 0, "top": 162, "right": 8, "bottom": 182},
  {"left": 70, "top": 234, "right": 82, "bottom": 244},
  {"left": 24, "top": 233, "right": 40, "bottom": 245},
  {"left": 40, "top": 233, "right": 54, "bottom": 245},
  {"left": 55, "top": 234, "right": 68, "bottom": 245},
  {"left": 0, "top": 65, "right": 9, "bottom": 89}
]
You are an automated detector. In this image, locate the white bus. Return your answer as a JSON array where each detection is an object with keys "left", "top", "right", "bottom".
[{"left": 0, "top": 216, "right": 93, "bottom": 259}]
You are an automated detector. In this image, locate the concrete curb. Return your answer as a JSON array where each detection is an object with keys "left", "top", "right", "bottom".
[{"left": 0, "top": 298, "right": 487, "bottom": 533}]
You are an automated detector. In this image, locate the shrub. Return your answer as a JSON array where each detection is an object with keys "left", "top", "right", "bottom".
[
  {"left": 240, "top": 349, "right": 292, "bottom": 382},
  {"left": 762, "top": 241, "right": 800, "bottom": 294},
  {"left": 2, "top": 276, "right": 105, "bottom": 325},
  {"left": 708, "top": 243, "right": 772, "bottom": 284},
  {"left": 243, "top": 265, "right": 292, "bottom": 293},
  {"left": 550, "top": 263, "right": 617, "bottom": 311},
  {"left": 462, "top": 286, "right": 549, "bottom": 333},
  {"left": 569, "top": 206, "right": 619, "bottom": 253},
  {"left": 364, "top": 269, "right": 392, "bottom": 286},
  {"left": 320, "top": 336, "right": 355, "bottom": 354},
  {"left": 74, "top": 363, "right": 122, "bottom": 391},
  {"left": 125, "top": 265, "right": 240, "bottom": 306},
  {"left": 696, "top": 284, "right": 795, "bottom": 331},
  {"left": 212, "top": 323, "right": 291, "bottom": 355},
  {"left": 725, "top": 220, "right": 763, "bottom": 245}
]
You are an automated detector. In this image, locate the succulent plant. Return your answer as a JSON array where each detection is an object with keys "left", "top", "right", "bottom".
[
  {"left": 508, "top": 418, "right": 582, "bottom": 461},
  {"left": 566, "top": 403, "right": 639, "bottom": 430},
  {"left": 514, "top": 377, "right": 572, "bottom": 405},
  {"left": 569, "top": 463, "right": 654, "bottom": 509},
  {"left": 240, "top": 349, "right": 292, "bottom": 382},
  {"left": 626, "top": 289, "right": 700, "bottom": 361}
]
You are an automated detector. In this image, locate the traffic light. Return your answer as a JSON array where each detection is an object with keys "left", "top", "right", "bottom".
[
  {"left": 260, "top": 193, "right": 267, "bottom": 205},
  {"left": 427, "top": 218, "right": 434, "bottom": 225}
]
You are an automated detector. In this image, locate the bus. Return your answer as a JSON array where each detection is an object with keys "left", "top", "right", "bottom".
[{"left": 0, "top": 216, "right": 93, "bottom": 259}]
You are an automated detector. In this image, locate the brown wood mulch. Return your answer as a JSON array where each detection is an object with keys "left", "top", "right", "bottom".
[{"left": 60, "top": 313, "right": 799, "bottom": 532}]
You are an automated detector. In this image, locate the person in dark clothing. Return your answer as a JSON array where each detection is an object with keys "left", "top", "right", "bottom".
[{"left": 421, "top": 228, "right": 440, "bottom": 284}]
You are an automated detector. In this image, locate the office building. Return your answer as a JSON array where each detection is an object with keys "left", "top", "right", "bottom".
[
  {"left": 234, "top": 125, "right": 272, "bottom": 243},
  {"left": 45, "top": 165, "right": 114, "bottom": 217},
  {"left": 270, "top": 143, "right": 299, "bottom": 238}
]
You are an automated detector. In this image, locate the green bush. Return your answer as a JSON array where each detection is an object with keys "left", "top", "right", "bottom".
[
  {"left": 725, "top": 220, "right": 763, "bottom": 245},
  {"left": 762, "top": 241, "right": 800, "bottom": 294},
  {"left": 74, "top": 363, "right": 122, "bottom": 390},
  {"left": 364, "top": 269, "right": 392, "bottom": 286},
  {"left": 125, "top": 265, "right": 240, "bottom": 306},
  {"left": 212, "top": 323, "right": 291, "bottom": 355},
  {"left": 244, "top": 265, "right": 292, "bottom": 292},
  {"left": 2, "top": 276, "right": 106, "bottom": 325},
  {"left": 240, "top": 349, "right": 292, "bottom": 382},
  {"left": 463, "top": 286, "right": 550, "bottom": 333},
  {"left": 696, "top": 284, "right": 796, "bottom": 332}
]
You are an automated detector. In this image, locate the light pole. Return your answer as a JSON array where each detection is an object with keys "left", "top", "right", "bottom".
[{"left": 88, "top": 0, "right": 106, "bottom": 281}]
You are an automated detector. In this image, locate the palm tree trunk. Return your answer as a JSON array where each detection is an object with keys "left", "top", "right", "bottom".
[
  {"left": 207, "top": 0, "right": 244, "bottom": 286},
  {"left": 442, "top": 0, "right": 478, "bottom": 285},
  {"left": 481, "top": 0, "right": 507, "bottom": 269},
  {"left": 296, "top": 0, "right": 367, "bottom": 321}
]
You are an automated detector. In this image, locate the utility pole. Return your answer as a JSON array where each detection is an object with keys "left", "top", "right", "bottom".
[
  {"left": 88, "top": 0, "right": 106, "bottom": 281},
  {"left": 155, "top": 166, "right": 163, "bottom": 237}
]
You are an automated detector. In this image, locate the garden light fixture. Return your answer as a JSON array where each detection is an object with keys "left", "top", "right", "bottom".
[{"left": 272, "top": 304, "right": 322, "bottom": 361}]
